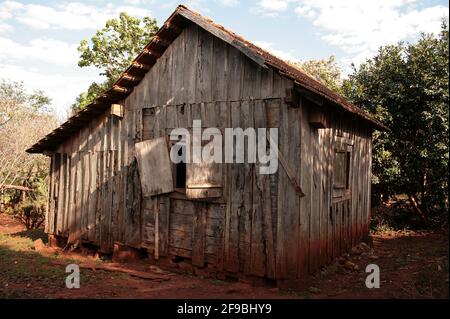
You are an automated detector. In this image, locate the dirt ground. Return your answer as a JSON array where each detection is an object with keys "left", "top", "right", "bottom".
[{"left": 0, "top": 213, "right": 448, "bottom": 299}]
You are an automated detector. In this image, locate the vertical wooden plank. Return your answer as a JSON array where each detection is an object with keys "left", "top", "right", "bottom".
[
  {"left": 126, "top": 91, "right": 142, "bottom": 247},
  {"left": 120, "top": 99, "right": 129, "bottom": 244},
  {"left": 225, "top": 101, "right": 241, "bottom": 273},
  {"left": 172, "top": 30, "right": 185, "bottom": 105},
  {"left": 298, "top": 103, "right": 311, "bottom": 279},
  {"left": 309, "top": 127, "right": 320, "bottom": 274},
  {"left": 148, "top": 56, "right": 160, "bottom": 108},
  {"left": 56, "top": 153, "right": 65, "bottom": 235},
  {"left": 276, "top": 85, "right": 300, "bottom": 279},
  {"left": 66, "top": 136, "right": 76, "bottom": 242},
  {"left": 319, "top": 129, "right": 329, "bottom": 266},
  {"left": 357, "top": 133, "right": 364, "bottom": 243},
  {"left": 87, "top": 151, "right": 97, "bottom": 242},
  {"left": 75, "top": 149, "right": 83, "bottom": 243},
  {"left": 81, "top": 128, "right": 90, "bottom": 240},
  {"left": 192, "top": 202, "right": 207, "bottom": 267},
  {"left": 362, "top": 133, "right": 370, "bottom": 242},
  {"left": 212, "top": 37, "right": 228, "bottom": 102},
  {"left": 221, "top": 100, "right": 232, "bottom": 273},
  {"left": 110, "top": 115, "right": 120, "bottom": 246},
  {"left": 366, "top": 135, "right": 373, "bottom": 241},
  {"left": 351, "top": 128, "right": 359, "bottom": 245},
  {"left": 69, "top": 150, "right": 81, "bottom": 243},
  {"left": 227, "top": 45, "right": 244, "bottom": 101},
  {"left": 241, "top": 101, "right": 254, "bottom": 275},
  {"left": 100, "top": 115, "right": 112, "bottom": 251},
  {"left": 260, "top": 68, "right": 274, "bottom": 100},
  {"left": 157, "top": 196, "right": 170, "bottom": 257},
  {"left": 266, "top": 99, "right": 279, "bottom": 278},
  {"left": 68, "top": 151, "right": 77, "bottom": 242},
  {"left": 196, "top": 28, "right": 213, "bottom": 103},
  {"left": 243, "top": 59, "right": 261, "bottom": 100},
  {"left": 81, "top": 151, "right": 90, "bottom": 240},
  {"left": 184, "top": 24, "right": 198, "bottom": 104},
  {"left": 119, "top": 104, "right": 127, "bottom": 243},
  {"left": 47, "top": 155, "right": 55, "bottom": 234},
  {"left": 54, "top": 153, "right": 62, "bottom": 235},
  {"left": 327, "top": 127, "right": 334, "bottom": 263},
  {"left": 339, "top": 202, "right": 343, "bottom": 255},
  {"left": 158, "top": 44, "right": 171, "bottom": 106},
  {"left": 63, "top": 154, "right": 71, "bottom": 236},
  {"left": 253, "top": 99, "right": 276, "bottom": 278},
  {"left": 95, "top": 118, "right": 105, "bottom": 246},
  {"left": 166, "top": 105, "right": 177, "bottom": 129}
]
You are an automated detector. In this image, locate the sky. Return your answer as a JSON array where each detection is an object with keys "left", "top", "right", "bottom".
[{"left": 0, "top": 0, "right": 448, "bottom": 119}]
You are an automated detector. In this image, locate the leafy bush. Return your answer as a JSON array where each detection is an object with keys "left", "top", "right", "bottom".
[
  {"left": 344, "top": 22, "right": 449, "bottom": 224},
  {"left": 14, "top": 198, "right": 46, "bottom": 230}
]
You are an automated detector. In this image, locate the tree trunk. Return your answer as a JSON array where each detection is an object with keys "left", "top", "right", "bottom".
[{"left": 409, "top": 194, "right": 428, "bottom": 222}]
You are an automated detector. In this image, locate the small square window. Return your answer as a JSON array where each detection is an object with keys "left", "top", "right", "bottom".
[{"left": 334, "top": 150, "right": 351, "bottom": 190}]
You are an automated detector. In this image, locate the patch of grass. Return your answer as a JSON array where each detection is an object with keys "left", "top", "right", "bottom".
[
  {"left": 0, "top": 244, "right": 66, "bottom": 285},
  {"left": 371, "top": 220, "right": 395, "bottom": 234},
  {"left": 12, "top": 229, "right": 47, "bottom": 243},
  {"left": 0, "top": 232, "right": 34, "bottom": 251},
  {"left": 0, "top": 232, "right": 102, "bottom": 291}
]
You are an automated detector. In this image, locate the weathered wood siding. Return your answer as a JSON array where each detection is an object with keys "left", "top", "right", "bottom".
[{"left": 46, "top": 22, "right": 373, "bottom": 281}]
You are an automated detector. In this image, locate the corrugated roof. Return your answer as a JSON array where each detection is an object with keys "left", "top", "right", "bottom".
[{"left": 27, "top": 5, "right": 386, "bottom": 154}]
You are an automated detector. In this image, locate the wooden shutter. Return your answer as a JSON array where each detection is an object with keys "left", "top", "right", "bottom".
[
  {"left": 332, "top": 136, "right": 353, "bottom": 199},
  {"left": 135, "top": 137, "right": 174, "bottom": 197},
  {"left": 186, "top": 134, "right": 222, "bottom": 199}
]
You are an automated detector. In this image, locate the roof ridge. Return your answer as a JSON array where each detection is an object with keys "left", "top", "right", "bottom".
[{"left": 27, "top": 4, "right": 386, "bottom": 154}]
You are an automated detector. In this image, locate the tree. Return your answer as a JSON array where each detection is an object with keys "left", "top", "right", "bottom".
[
  {"left": 343, "top": 22, "right": 449, "bottom": 223},
  {"left": 0, "top": 80, "right": 50, "bottom": 127},
  {"left": 72, "top": 12, "right": 159, "bottom": 113},
  {"left": 0, "top": 79, "right": 57, "bottom": 228},
  {"left": 290, "top": 56, "right": 343, "bottom": 93}
]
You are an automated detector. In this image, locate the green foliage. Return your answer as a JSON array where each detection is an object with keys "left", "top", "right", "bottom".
[
  {"left": 0, "top": 79, "right": 56, "bottom": 226},
  {"left": 291, "top": 56, "right": 343, "bottom": 93},
  {"left": 72, "top": 12, "right": 158, "bottom": 113},
  {"left": 0, "top": 80, "right": 50, "bottom": 127},
  {"left": 343, "top": 22, "right": 449, "bottom": 221},
  {"left": 15, "top": 199, "right": 46, "bottom": 230},
  {"left": 70, "top": 81, "right": 109, "bottom": 113}
]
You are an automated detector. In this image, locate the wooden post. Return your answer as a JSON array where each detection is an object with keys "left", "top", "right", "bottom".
[
  {"left": 0, "top": 189, "right": 4, "bottom": 212},
  {"left": 154, "top": 199, "right": 159, "bottom": 260}
]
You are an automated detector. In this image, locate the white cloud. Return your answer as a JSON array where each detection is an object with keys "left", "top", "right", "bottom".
[
  {"left": 220, "top": 0, "right": 239, "bottom": 7},
  {"left": 123, "top": 0, "right": 142, "bottom": 4},
  {"left": 0, "top": 63, "right": 100, "bottom": 119},
  {"left": 0, "top": 35, "right": 96, "bottom": 117},
  {"left": 0, "top": 37, "right": 79, "bottom": 66},
  {"left": 1, "top": 1, "right": 153, "bottom": 31},
  {"left": 294, "top": 0, "right": 449, "bottom": 66},
  {"left": 259, "top": 0, "right": 290, "bottom": 12},
  {"left": 0, "top": 1, "right": 22, "bottom": 19},
  {"left": 254, "top": 40, "right": 300, "bottom": 62},
  {"left": 253, "top": 0, "right": 297, "bottom": 16},
  {"left": 0, "top": 22, "right": 11, "bottom": 32}
]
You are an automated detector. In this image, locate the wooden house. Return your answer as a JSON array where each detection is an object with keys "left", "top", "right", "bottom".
[{"left": 27, "top": 5, "right": 385, "bottom": 284}]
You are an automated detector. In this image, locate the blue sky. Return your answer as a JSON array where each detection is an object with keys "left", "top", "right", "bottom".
[{"left": 0, "top": 0, "right": 448, "bottom": 119}]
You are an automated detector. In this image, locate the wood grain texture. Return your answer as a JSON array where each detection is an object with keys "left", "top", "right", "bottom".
[
  {"left": 135, "top": 138, "right": 174, "bottom": 197},
  {"left": 45, "top": 25, "right": 374, "bottom": 281}
]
